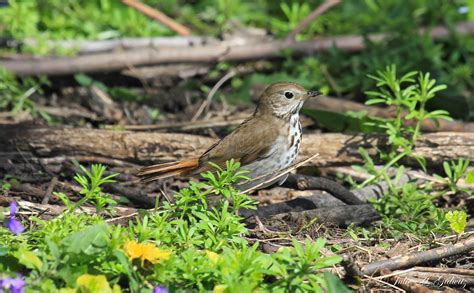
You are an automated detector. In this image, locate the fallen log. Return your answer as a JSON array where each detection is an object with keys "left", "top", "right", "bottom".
[
  {"left": 3, "top": 36, "right": 219, "bottom": 55},
  {"left": 1, "top": 125, "right": 473, "bottom": 168},
  {"left": 2, "top": 22, "right": 473, "bottom": 76},
  {"left": 4, "top": 22, "right": 472, "bottom": 56}
]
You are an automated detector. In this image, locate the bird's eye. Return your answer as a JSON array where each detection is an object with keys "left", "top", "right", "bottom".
[{"left": 284, "top": 91, "right": 294, "bottom": 99}]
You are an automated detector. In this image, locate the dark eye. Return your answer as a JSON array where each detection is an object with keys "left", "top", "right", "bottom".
[{"left": 284, "top": 91, "right": 294, "bottom": 99}]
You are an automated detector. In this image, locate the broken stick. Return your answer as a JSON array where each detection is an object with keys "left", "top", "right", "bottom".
[{"left": 360, "top": 236, "right": 474, "bottom": 276}]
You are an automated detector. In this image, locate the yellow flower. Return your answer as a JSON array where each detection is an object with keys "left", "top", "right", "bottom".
[
  {"left": 123, "top": 241, "right": 142, "bottom": 260},
  {"left": 123, "top": 240, "right": 172, "bottom": 264},
  {"left": 206, "top": 250, "right": 220, "bottom": 263},
  {"left": 213, "top": 284, "right": 227, "bottom": 293}
]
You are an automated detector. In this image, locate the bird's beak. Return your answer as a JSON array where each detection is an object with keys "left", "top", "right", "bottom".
[{"left": 307, "top": 90, "right": 321, "bottom": 97}]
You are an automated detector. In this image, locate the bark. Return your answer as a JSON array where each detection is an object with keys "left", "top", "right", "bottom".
[
  {"left": 25, "top": 36, "right": 219, "bottom": 54},
  {"left": 1, "top": 125, "right": 474, "bottom": 168},
  {"left": 2, "top": 22, "right": 473, "bottom": 76}
]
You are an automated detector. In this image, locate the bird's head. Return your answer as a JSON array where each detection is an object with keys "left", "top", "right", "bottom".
[{"left": 255, "top": 82, "right": 320, "bottom": 119}]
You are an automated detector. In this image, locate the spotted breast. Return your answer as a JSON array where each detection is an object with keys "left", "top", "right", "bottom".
[{"left": 235, "top": 113, "right": 302, "bottom": 190}]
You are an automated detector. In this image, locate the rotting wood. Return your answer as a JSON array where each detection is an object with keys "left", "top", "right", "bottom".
[
  {"left": 2, "top": 22, "right": 473, "bottom": 76},
  {"left": 1, "top": 125, "right": 474, "bottom": 168}
]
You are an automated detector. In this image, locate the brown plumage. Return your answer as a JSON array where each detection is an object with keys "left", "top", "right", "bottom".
[{"left": 137, "top": 82, "right": 320, "bottom": 189}]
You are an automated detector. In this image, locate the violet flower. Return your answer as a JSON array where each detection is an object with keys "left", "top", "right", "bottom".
[
  {"left": 0, "top": 274, "right": 26, "bottom": 293},
  {"left": 5, "top": 202, "right": 25, "bottom": 235},
  {"left": 153, "top": 286, "right": 168, "bottom": 293}
]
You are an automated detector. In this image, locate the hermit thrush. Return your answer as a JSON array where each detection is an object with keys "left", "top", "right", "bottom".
[{"left": 137, "top": 82, "right": 320, "bottom": 190}]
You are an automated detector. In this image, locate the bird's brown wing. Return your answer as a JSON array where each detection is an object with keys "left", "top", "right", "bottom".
[{"left": 196, "top": 115, "right": 282, "bottom": 172}]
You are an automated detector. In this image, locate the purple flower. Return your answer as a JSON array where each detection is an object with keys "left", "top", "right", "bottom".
[
  {"left": 153, "top": 286, "right": 168, "bottom": 293},
  {"left": 0, "top": 274, "right": 26, "bottom": 293},
  {"left": 5, "top": 202, "right": 25, "bottom": 235}
]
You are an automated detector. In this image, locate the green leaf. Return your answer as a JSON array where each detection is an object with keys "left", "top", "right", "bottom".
[
  {"left": 0, "top": 246, "right": 9, "bottom": 256},
  {"left": 316, "top": 256, "right": 343, "bottom": 268},
  {"left": 465, "top": 170, "right": 474, "bottom": 184},
  {"left": 14, "top": 246, "right": 43, "bottom": 271},
  {"left": 74, "top": 73, "right": 93, "bottom": 87},
  {"left": 323, "top": 272, "right": 352, "bottom": 293},
  {"left": 443, "top": 162, "right": 453, "bottom": 179},
  {"left": 62, "top": 223, "right": 109, "bottom": 255},
  {"left": 445, "top": 210, "right": 467, "bottom": 235},
  {"left": 76, "top": 274, "right": 114, "bottom": 293}
]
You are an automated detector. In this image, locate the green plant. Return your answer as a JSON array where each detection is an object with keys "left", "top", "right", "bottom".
[
  {"left": 71, "top": 164, "right": 118, "bottom": 213},
  {"left": 267, "top": 239, "right": 343, "bottom": 292},
  {"left": 0, "top": 160, "right": 346, "bottom": 292},
  {"left": 0, "top": 0, "right": 173, "bottom": 54},
  {"left": 434, "top": 159, "right": 474, "bottom": 195},
  {"left": 369, "top": 179, "right": 450, "bottom": 239},
  {"left": 366, "top": 65, "right": 450, "bottom": 160},
  {"left": 1, "top": 175, "right": 18, "bottom": 191},
  {"left": 0, "top": 67, "right": 51, "bottom": 122},
  {"left": 356, "top": 65, "right": 452, "bottom": 187},
  {"left": 270, "top": 2, "right": 312, "bottom": 38},
  {"left": 445, "top": 210, "right": 467, "bottom": 242}
]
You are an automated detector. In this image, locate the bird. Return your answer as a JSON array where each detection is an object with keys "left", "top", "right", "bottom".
[{"left": 137, "top": 82, "right": 320, "bottom": 190}]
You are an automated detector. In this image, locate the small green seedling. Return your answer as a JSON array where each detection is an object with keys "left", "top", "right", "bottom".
[{"left": 445, "top": 210, "right": 467, "bottom": 241}]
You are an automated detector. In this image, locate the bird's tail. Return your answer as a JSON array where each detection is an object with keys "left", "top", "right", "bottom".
[{"left": 136, "top": 158, "right": 199, "bottom": 183}]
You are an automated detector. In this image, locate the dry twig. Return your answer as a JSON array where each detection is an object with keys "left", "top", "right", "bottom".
[
  {"left": 359, "top": 236, "right": 474, "bottom": 276},
  {"left": 192, "top": 70, "right": 237, "bottom": 121},
  {"left": 121, "top": 0, "right": 191, "bottom": 36},
  {"left": 286, "top": 0, "right": 341, "bottom": 40},
  {"left": 42, "top": 176, "right": 58, "bottom": 205}
]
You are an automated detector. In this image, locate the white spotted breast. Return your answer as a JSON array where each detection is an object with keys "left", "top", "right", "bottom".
[{"left": 236, "top": 113, "right": 302, "bottom": 190}]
